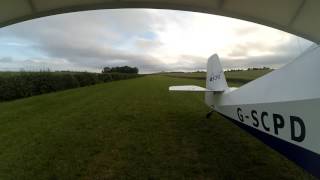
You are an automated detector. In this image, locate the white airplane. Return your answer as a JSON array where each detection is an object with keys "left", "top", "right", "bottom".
[{"left": 169, "top": 43, "right": 320, "bottom": 178}]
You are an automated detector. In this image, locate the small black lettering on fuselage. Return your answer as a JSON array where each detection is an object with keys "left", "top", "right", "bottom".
[{"left": 236, "top": 107, "right": 306, "bottom": 142}]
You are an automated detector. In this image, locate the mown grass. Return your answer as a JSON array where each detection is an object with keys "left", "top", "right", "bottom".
[{"left": 0, "top": 75, "right": 313, "bottom": 179}]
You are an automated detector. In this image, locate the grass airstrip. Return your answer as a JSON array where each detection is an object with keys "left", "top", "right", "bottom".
[{"left": 0, "top": 72, "right": 314, "bottom": 179}]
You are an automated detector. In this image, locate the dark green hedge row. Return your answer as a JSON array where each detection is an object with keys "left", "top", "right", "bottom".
[{"left": 0, "top": 72, "right": 140, "bottom": 102}]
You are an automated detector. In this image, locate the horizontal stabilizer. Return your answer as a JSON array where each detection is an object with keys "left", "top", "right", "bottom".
[{"left": 169, "top": 85, "right": 223, "bottom": 92}]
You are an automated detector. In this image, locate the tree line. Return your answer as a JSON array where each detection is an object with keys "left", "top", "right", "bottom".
[{"left": 102, "top": 66, "right": 138, "bottom": 74}]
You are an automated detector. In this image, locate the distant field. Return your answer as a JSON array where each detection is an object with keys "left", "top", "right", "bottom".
[
  {"left": 0, "top": 71, "right": 23, "bottom": 77},
  {"left": 0, "top": 75, "right": 313, "bottom": 179},
  {"left": 161, "top": 69, "right": 272, "bottom": 85}
]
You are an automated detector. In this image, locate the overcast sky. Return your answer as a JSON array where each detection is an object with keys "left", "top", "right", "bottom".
[{"left": 0, "top": 9, "right": 313, "bottom": 73}]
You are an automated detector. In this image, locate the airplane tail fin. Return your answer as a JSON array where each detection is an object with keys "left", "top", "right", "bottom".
[
  {"left": 205, "top": 54, "right": 228, "bottom": 107},
  {"left": 206, "top": 54, "right": 228, "bottom": 91},
  {"left": 169, "top": 54, "right": 229, "bottom": 107}
]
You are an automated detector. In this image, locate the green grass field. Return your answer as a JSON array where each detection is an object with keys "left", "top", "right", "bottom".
[
  {"left": 162, "top": 69, "right": 272, "bottom": 85},
  {"left": 0, "top": 75, "right": 314, "bottom": 179}
]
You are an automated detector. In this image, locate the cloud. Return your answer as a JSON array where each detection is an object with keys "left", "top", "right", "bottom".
[
  {"left": 0, "top": 57, "right": 13, "bottom": 63},
  {"left": 0, "top": 9, "right": 313, "bottom": 73},
  {"left": 133, "top": 38, "right": 163, "bottom": 50}
]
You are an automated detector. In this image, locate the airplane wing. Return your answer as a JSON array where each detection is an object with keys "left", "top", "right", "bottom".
[{"left": 169, "top": 85, "right": 223, "bottom": 92}]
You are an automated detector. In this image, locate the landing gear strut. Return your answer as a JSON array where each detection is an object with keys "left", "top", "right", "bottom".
[{"left": 206, "top": 110, "right": 214, "bottom": 119}]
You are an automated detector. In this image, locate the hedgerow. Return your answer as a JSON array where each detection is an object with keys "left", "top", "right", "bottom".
[{"left": 0, "top": 72, "right": 140, "bottom": 102}]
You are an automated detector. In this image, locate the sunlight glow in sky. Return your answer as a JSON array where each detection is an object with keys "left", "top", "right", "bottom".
[{"left": 0, "top": 9, "right": 313, "bottom": 73}]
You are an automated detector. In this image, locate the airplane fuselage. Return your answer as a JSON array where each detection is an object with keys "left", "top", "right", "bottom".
[
  {"left": 204, "top": 44, "right": 320, "bottom": 177},
  {"left": 170, "top": 44, "right": 320, "bottom": 177}
]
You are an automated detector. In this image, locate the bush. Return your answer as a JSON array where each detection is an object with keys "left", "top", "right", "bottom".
[
  {"left": 0, "top": 72, "right": 140, "bottom": 102},
  {"left": 102, "top": 66, "right": 139, "bottom": 74},
  {"left": 73, "top": 73, "right": 100, "bottom": 87}
]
